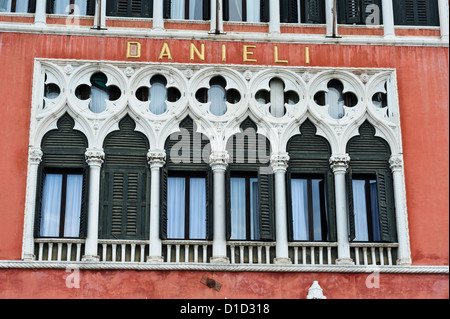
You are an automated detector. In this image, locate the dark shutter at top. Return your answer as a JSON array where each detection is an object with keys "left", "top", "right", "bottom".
[
  {"left": 307, "top": 0, "right": 325, "bottom": 23},
  {"left": 27, "top": 0, "right": 37, "bottom": 13},
  {"left": 86, "top": 0, "right": 96, "bottom": 16},
  {"left": 258, "top": 167, "right": 275, "bottom": 241},
  {"left": 393, "top": 0, "right": 439, "bottom": 26},
  {"left": 46, "top": 0, "right": 55, "bottom": 13},
  {"left": 280, "top": 0, "right": 298, "bottom": 23},
  {"left": 107, "top": 0, "right": 153, "bottom": 18}
]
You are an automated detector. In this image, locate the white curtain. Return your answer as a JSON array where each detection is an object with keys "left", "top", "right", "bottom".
[
  {"left": 291, "top": 179, "right": 308, "bottom": 241},
  {"left": 171, "top": 0, "right": 185, "bottom": 19},
  {"left": 326, "top": 86, "right": 345, "bottom": 119},
  {"left": 63, "top": 175, "right": 83, "bottom": 237},
  {"left": 167, "top": 177, "right": 186, "bottom": 239},
  {"left": 229, "top": 0, "right": 243, "bottom": 21},
  {"left": 189, "top": 0, "right": 203, "bottom": 20},
  {"left": 149, "top": 80, "right": 168, "bottom": 115},
  {"left": 370, "top": 180, "right": 381, "bottom": 241},
  {"left": 90, "top": 85, "right": 108, "bottom": 113},
  {"left": 54, "top": 0, "right": 87, "bottom": 15},
  {"left": 246, "top": 0, "right": 260, "bottom": 22},
  {"left": 249, "top": 178, "right": 259, "bottom": 240},
  {"left": 189, "top": 178, "right": 207, "bottom": 239},
  {"left": 16, "top": 0, "right": 29, "bottom": 13},
  {"left": 230, "top": 178, "right": 246, "bottom": 240},
  {"left": 270, "top": 78, "right": 285, "bottom": 118},
  {"left": 0, "top": 0, "right": 11, "bottom": 12},
  {"left": 40, "top": 174, "right": 63, "bottom": 237},
  {"left": 209, "top": 83, "right": 227, "bottom": 116},
  {"left": 352, "top": 180, "right": 369, "bottom": 241}
]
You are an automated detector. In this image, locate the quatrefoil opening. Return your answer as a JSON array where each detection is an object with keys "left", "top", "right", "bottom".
[
  {"left": 195, "top": 76, "right": 241, "bottom": 117},
  {"left": 135, "top": 74, "right": 181, "bottom": 115},
  {"left": 75, "top": 72, "right": 121, "bottom": 114},
  {"left": 314, "top": 79, "right": 358, "bottom": 120},
  {"left": 255, "top": 77, "right": 300, "bottom": 118}
]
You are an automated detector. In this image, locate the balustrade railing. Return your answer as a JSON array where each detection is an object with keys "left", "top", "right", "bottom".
[{"left": 33, "top": 238, "right": 399, "bottom": 266}]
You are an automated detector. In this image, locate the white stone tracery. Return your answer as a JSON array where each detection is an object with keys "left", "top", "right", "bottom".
[{"left": 24, "top": 59, "right": 410, "bottom": 265}]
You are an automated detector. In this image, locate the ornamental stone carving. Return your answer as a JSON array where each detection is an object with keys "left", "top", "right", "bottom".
[
  {"left": 329, "top": 154, "right": 351, "bottom": 173},
  {"left": 147, "top": 150, "right": 166, "bottom": 168},
  {"left": 270, "top": 153, "right": 290, "bottom": 172},
  {"left": 209, "top": 151, "right": 229, "bottom": 171},
  {"left": 29, "top": 147, "right": 43, "bottom": 165},
  {"left": 85, "top": 149, "right": 105, "bottom": 167},
  {"left": 389, "top": 154, "right": 404, "bottom": 172}
]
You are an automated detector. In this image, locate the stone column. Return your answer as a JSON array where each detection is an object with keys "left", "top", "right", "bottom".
[
  {"left": 147, "top": 150, "right": 166, "bottom": 263},
  {"left": 438, "top": 0, "right": 449, "bottom": 40},
  {"left": 93, "top": 0, "right": 107, "bottom": 29},
  {"left": 325, "top": 0, "right": 334, "bottom": 37},
  {"left": 269, "top": 0, "right": 280, "bottom": 35},
  {"left": 82, "top": 148, "right": 105, "bottom": 261},
  {"left": 209, "top": 151, "right": 230, "bottom": 264},
  {"left": 34, "top": 0, "right": 46, "bottom": 26},
  {"left": 271, "top": 153, "right": 292, "bottom": 264},
  {"left": 210, "top": 0, "right": 224, "bottom": 34},
  {"left": 329, "top": 154, "right": 354, "bottom": 265},
  {"left": 389, "top": 155, "right": 412, "bottom": 265},
  {"left": 153, "top": 0, "right": 164, "bottom": 31},
  {"left": 381, "top": 0, "right": 395, "bottom": 38},
  {"left": 22, "top": 147, "right": 43, "bottom": 261}
]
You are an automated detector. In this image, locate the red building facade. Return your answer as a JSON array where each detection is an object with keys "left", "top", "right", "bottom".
[{"left": 0, "top": 0, "right": 448, "bottom": 300}]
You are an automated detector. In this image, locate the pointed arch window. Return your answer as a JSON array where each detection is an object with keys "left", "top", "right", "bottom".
[
  {"left": 346, "top": 121, "right": 397, "bottom": 243},
  {"left": 160, "top": 117, "right": 213, "bottom": 241},
  {"left": 286, "top": 120, "right": 336, "bottom": 242},
  {"left": 225, "top": 118, "right": 274, "bottom": 241},
  {"left": 35, "top": 114, "right": 89, "bottom": 239},
  {"left": 99, "top": 116, "right": 150, "bottom": 240}
]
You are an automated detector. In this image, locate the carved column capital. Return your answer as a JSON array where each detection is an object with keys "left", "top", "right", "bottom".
[
  {"left": 389, "top": 154, "right": 404, "bottom": 173},
  {"left": 85, "top": 148, "right": 105, "bottom": 167},
  {"left": 270, "top": 153, "right": 290, "bottom": 173},
  {"left": 147, "top": 150, "right": 166, "bottom": 169},
  {"left": 209, "top": 151, "right": 229, "bottom": 172},
  {"left": 329, "top": 154, "right": 351, "bottom": 173},
  {"left": 29, "top": 147, "right": 43, "bottom": 165}
]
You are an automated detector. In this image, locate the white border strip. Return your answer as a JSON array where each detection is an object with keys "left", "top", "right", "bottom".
[
  {"left": 0, "top": 22, "right": 448, "bottom": 48},
  {"left": 0, "top": 260, "right": 448, "bottom": 274}
]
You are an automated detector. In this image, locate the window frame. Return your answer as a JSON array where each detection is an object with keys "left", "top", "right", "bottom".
[
  {"left": 166, "top": 171, "right": 209, "bottom": 240},
  {"left": 288, "top": 173, "right": 329, "bottom": 242},
  {"left": 228, "top": 170, "right": 260, "bottom": 241},
  {"left": 38, "top": 168, "right": 85, "bottom": 239},
  {"left": 163, "top": 0, "right": 211, "bottom": 21}
]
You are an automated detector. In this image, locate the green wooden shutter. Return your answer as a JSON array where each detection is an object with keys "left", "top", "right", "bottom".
[
  {"left": 346, "top": 168, "right": 356, "bottom": 242},
  {"left": 159, "top": 167, "right": 168, "bottom": 240},
  {"left": 393, "top": 0, "right": 439, "bottom": 26},
  {"left": 163, "top": 0, "right": 171, "bottom": 19},
  {"left": 203, "top": 0, "right": 211, "bottom": 20},
  {"left": 307, "top": 0, "right": 325, "bottom": 23},
  {"left": 86, "top": 0, "right": 96, "bottom": 16},
  {"left": 225, "top": 168, "right": 232, "bottom": 240},
  {"left": 222, "top": 0, "right": 229, "bottom": 21},
  {"left": 34, "top": 166, "right": 45, "bottom": 237},
  {"left": 46, "top": 0, "right": 54, "bottom": 13},
  {"left": 285, "top": 168, "right": 294, "bottom": 242},
  {"left": 205, "top": 168, "right": 214, "bottom": 240},
  {"left": 28, "top": 0, "right": 36, "bottom": 13},
  {"left": 260, "top": 0, "right": 270, "bottom": 22},
  {"left": 108, "top": 0, "right": 153, "bottom": 17},
  {"left": 326, "top": 171, "right": 337, "bottom": 242},
  {"left": 258, "top": 167, "right": 275, "bottom": 241},
  {"left": 376, "top": 170, "right": 397, "bottom": 243},
  {"left": 78, "top": 168, "right": 89, "bottom": 238}
]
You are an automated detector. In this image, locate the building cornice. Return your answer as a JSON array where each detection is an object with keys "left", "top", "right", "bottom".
[{"left": 0, "top": 23, "right": 448, "bottom": 48}]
